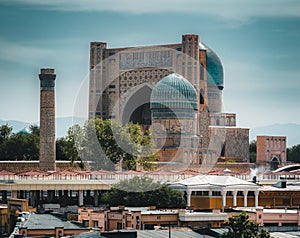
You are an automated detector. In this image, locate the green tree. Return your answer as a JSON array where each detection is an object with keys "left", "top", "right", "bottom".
[
  {"left": 0, "top": 124, "right": 12, "bottom": 144},
  {"left": 56, "top": 137, "right": 68, "bottom": 161},
  {"left": 222, "top": 212, "right": 270, "bottom": 238},
  {"left": 0, "top": 120, "right": 158, "bottom": 169},
  {"left": 80, "top": 119, "right": 130, "bottom": 170},
  {"left": 1, "top": 132, "right": 28, "bottom": 160},
  {"left": 0, "top": 124, "right": 13, "bottom": 159},
  {"left": 249, "top": 140, "right": 256, "bottom": 163},
  {"left": 63, "top": 125, "right": 82, "bottom": 162},
  {"left": 29, "top": 125, "right": 40, "bottom": 136},
  {"left": 26, "top": 125, "right": 40, "bottom": 160},
  {"left": 287, "top": 144, "right": 300, "bottom": 163},
  {"left": 102, "top": 176, "right": 186, "bottom": 208},
  {"left": 80, "top": 119, "right": 158, "bottom": 170},
  {"left": 56, "top": 125, "right": 83, "bottom": 165},
  {"left": 0, "top": 124, "right": 39, "bottom": 161}
]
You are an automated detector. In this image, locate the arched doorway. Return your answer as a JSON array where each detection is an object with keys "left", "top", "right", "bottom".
[
  {"left": 270, "top": 156, "right": 280, "bottom": 170},
  {"left": 122, "top": 84, "right": 153, "bottom": 126},
  {"left": 129, "top": 103, "right": 151, "bottom": 125}
]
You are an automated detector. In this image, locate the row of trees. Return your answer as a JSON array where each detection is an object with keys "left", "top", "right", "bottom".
[
  {"left": 102, "top": 176, "right": 186, "bottom": 208},
  {"left": 2, "top": 121, "right": 300, "bottom": 166},
  {"left": 287, "top": 144, "right": 300, "bottom": 163},
  {"left": 0, "top": 124, "right": 40, "bottom": 161},
  {"left": 0, "top": 118, "right": 158, "bottom": 170}
]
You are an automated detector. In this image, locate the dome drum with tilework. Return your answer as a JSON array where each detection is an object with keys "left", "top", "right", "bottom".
[{"left": 150, "top": 73, "right": 198, "bottom": 119}]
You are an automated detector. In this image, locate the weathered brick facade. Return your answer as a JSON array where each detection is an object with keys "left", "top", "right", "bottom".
[
  {"left": 256, "top": 136, "right": 287, "bottom": 170},
  {"left": 0, "top": 161, "right": 81, "bottom": 173},
  {"left": 89, "top": 34, "right": 250, "bottom": 166},
  {"left": 39, "top": 69, "right": 56, "bottom": 171}
]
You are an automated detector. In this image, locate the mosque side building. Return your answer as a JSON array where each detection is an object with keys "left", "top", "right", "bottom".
[{"left": 88, "top": 34, "right": 249, "bottom": 166}]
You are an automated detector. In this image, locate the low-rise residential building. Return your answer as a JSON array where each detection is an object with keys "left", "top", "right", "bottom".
[
  {"left": 11, "top": 213, "right": 90, "bottom": 238},
  {"left": 170, "top": 175, "right": 300, "bottom": 210},
  {"left": 78, "top": 206, "right": 179, "bottom": 231},
  {"left": 237, "top": 207, "right": 300, "bottom": 227},
  {"left": 78, "top": 205, "right": 300, "bottom": 232},
  {"left": 259, "top": 181, "right": 300, "bottom": 208},
  {"left": 78, "top": 206, "right": 228, "bottom": 231},
  {"left": 169, "top": 175, "right": 260, "bottom": 209}
]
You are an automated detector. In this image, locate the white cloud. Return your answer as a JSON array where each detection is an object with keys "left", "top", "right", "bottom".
[
  {"left": 0, "top": 38, "right": 55, "bottom": 65},
  {"left": 2, "top": 0, "right": 300, "bottom": 18}
]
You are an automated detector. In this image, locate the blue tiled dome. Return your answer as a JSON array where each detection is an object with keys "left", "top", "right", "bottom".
[
  {"left": 205, "top": 44, "right": 224, "bottom": 87},
  {"left": 150, "top": 73, "right": 198, "bottom": 118},
  {"left": 18, "top": 128, "right": 30, "bottom": 135}
]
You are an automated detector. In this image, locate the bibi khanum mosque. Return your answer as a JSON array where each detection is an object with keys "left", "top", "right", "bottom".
[{"left": 88, "top": 34, "right": 250, "bottom": 170}]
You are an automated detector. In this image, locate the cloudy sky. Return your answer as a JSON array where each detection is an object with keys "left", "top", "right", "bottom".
[{"left": 0, "top": 0, "right": 299, "bottom": 129}]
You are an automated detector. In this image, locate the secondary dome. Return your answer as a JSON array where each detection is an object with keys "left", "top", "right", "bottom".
[
  {"left": 18, "top": 127, "right": 30, "bottom": 135},
  {"left": 204, "top": 44, "right": 224, "bottom": 87},
  {"left": 150, "top": 73, "right": 198, "bottom": 118}
]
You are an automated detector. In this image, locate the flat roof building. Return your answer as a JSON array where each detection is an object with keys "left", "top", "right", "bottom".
[
  {"left": 12, "top": 213, "right": 90, "bottom": 238},
  {"left": 170, "top": 175, "right": 260, "bottom": 209}
]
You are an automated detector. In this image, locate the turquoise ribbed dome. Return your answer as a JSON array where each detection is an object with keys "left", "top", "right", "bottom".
[
  {"left": 18, "top": 128, "right": 30, "bottom": 135},
  {"left": 205, "top": 44, "right": 224, "bottom": 87},
  {"left": 150, "top": 73, "right": 198, "bottom": 118}
]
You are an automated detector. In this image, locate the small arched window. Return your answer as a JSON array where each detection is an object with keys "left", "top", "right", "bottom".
[{"left": 200, "top": 89, "right": 204, "bottom": 104}]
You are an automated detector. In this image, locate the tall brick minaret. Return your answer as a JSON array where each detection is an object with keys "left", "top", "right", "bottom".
[{"left": 39, "top": 68, "right": 56, "bottom": 171}]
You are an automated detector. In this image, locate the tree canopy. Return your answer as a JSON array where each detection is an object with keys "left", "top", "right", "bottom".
[
  {"left": 0, "top": 124, "right": 12, "bottom": 143},
  {"left": 0, "top": 119, "right": 158, "bottom": 171},
  {"left": 75, "top": 118, "right": 158, "bottom": 170},
  {"left": 222, "top": 212, "right": 270, "bottom": 238},
  {"left": 249, "top": 140, "right": 256, "bottom": 163},
  {"left": 56, "top": 124, "right": 82, "bottom": 163},
  {"left": 101, "top": 176, "right": 186, "bottom": 208},
  {"left": 0, "top": 124, "right": 39, "bottom": 161},
  {"left": 287, "top": 144, "right": 300, "bottom": 163}
]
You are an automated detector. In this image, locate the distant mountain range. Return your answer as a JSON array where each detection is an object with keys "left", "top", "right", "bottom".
[{"left": 1, "top": 118, "right": 299, "bottom": 147}]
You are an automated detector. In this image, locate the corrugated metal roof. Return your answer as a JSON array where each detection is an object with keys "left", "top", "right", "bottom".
[
  {"left": 18, "top": 213, "right": 88, "bottom": 230},
  {"left": 270, "top": 231, "right": 300, "bottom": 238},
  {"left": 137, "top": 230, "right": 213, "bottom": 238},
  {"left": 170, "top": 175, "right": 259, "bottom": 188},
  {"left": 73, "top": 232, "right": 106, "bottom": 238}
]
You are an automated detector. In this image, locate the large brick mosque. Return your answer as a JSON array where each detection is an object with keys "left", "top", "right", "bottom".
[
  {"left": 88, "top": 34, "right": 250, "bottom": 168},
  {"left": 0, "top": 34, "right": 286, "bottom": 173}
]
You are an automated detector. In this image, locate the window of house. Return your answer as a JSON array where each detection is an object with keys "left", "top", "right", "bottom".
[
  {"left": 212, "top": 191, "right": 221, "bottom": 196},
  {"left": 83, "top": 220, "right": 89, "bottom": 227},
  {"left": 94, "top": 220, "right": 98, "bottom": 228},
  {"left": 117, "top": 222, "right": 122, "bottom": 230}
]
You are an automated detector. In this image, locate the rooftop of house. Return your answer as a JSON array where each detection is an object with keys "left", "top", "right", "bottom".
[
  {"left": 170, "top": 174, "right": 259, "bottom": 189},
  {"left": 17, "top": 213, "right": 88, "bottom": 230},
  {"left": 137, "top": 229, "right": 213, "bottom": 238}
]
